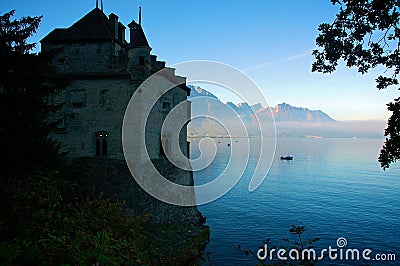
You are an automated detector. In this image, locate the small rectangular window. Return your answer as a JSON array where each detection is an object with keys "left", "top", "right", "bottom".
[
  {"left": 99, "top": 89, "right": 108, "bottom": 108},
  {"left": 56, "top": 118, "right": 65, "bottom": 129},
  {"left": 54, "top": 114, "right": 66, "bottom": 134},
  {"left": 139, "top": 56, "right": 145, "bottom": 66},
  {"left": 70, "top": 89, "right": 86, "bottom": 108},
  {"left": 162, "top": 101, "right": 172, "bottom": 111}
]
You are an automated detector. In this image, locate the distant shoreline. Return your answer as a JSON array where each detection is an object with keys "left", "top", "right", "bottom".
[
  {"left": 188, "top": 135, "right": 260, "bottom": 139},
  {"left": 187, "top": 135, "right": 385, "bottom": 139}
]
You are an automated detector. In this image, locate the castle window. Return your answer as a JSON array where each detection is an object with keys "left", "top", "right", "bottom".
[
  {"left": 139, "top": 56, "right": 145, "bottom": 66},
  {"left": 70, "top": 90, "right": 86, "bottom": 108},
  {"left": 162, "top": 101, "right": 172, "bottom": 111},
  {"left": 97, "top": 48, "right": 102, "bottom": 54},
  {"left": 99, "top": 89, "right": 108, "bottom": 108},
  {"left": 95, "top": 132, "right": 108, "bottom": 156},
  {"left": 57, "top": 117, "right": 65, "bottom": 129},
  {"left": 54, "top": 116, "right": 66, "bottom": 134},
  {"left": 72, "top": 102, "right": 83, "bottom": 108}
]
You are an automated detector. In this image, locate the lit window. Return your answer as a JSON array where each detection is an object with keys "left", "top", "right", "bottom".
[{"left": 95, "top": 132, "right": 108, "bottom": 156}]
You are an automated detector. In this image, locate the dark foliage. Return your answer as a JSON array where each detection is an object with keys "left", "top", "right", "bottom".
[
  {"left": 1, "top": 8, "right": 63, "bottom": 249},
  {"left": 0, "top": 10, "right": 64, "bottom": 176},
  {"left": 0, "top": 10, "right": 41, "bottom": 55},
  {"left": 312, "top": 0, "right": 400, "bottom": 169}
]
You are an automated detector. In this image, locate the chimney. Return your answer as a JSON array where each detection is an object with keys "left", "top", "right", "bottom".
[
  {"left": 109, "top": 13, "right": 119, "bottom": 40},
  {"left": 128, "top": 20, "right": 137, "bottom": 44}
]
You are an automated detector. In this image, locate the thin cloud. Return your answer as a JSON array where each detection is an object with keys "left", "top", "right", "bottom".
[{"left": 245, "top": 49, "right": 313, "bottom": 72}]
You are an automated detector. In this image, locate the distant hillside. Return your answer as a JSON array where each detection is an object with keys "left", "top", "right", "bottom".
[
  {"left": 189, "top": 85, "right": 218, "bottom": 99},
  {"left": 270, "top": 103, "right": 336, "bottom": 122},
  {"left": 187, "top": 85, "right": 384, "bottom": 138},
  {"left": 188, "top": 85, "right": 336, "bottom": 123}
]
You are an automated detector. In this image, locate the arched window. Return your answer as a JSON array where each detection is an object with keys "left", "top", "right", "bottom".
[{"left": 95, "top": 132, "right": 108, "bottom": 156}]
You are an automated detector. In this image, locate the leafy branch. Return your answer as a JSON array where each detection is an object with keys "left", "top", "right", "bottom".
[{"left": 312, "top": 0, "right": 400, "bottom": 169}]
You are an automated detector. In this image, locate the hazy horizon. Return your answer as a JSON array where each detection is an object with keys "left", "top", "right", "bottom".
[
  {"left": 187, "top": 88, "right": 388, "bottom": 139},
  {"left": 188, "top": 84, "right": 389, "bottom": 124}
]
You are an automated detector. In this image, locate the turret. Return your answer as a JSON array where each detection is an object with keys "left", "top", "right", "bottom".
[{"left": 127, "top": 12, "right": 152, "bottom": 80}]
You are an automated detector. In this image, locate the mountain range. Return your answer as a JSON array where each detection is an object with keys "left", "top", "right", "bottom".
[
  {"left": 187, "top": 85, "right": 386, "bottom": 138},
  {"left": 228, "top": 102, "right": 336, "bottom": 123},
  {"left": 189, "top": 85, "right": 335, "bottom": 123}
]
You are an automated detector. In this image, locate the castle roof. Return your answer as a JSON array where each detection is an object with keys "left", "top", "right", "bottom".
[
  {"left": 41, "top": 8, "right": 119, "bottom": 44},
  {"left": 128, "top": 20, "right": 150, "bottom": 48}
]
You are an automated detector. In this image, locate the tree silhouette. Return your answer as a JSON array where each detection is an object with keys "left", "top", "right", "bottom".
[
  {"left": 0, "top": 10, "right": 41, "bottom": 55},
  {"left": 0, "top": 10, "right": 64, "bottom": 176},
  {"left": 312, "top": 0, "right": 400, "bottom": 170}
]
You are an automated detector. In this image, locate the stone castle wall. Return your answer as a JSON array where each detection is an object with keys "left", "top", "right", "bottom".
[
  {"left": 75, "top": 157, "right": 204, "bottom": 225},
  {"left": 50, "top": 75, "right": 190, "bottom": 160},
  {"left": 50, "top": 78, "right": 132, "bottom": 159},
  {"left": 42, "top": 41, "right": 126, "bottom": 74}
]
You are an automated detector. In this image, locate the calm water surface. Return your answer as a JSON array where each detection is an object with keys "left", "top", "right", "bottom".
[{"left": 191, "top": 138, "right": 400, "bottom": 265}]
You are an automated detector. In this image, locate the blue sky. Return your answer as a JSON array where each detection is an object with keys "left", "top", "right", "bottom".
[{"left": 2, "top": 0, "right": 398, "bottom": 121}]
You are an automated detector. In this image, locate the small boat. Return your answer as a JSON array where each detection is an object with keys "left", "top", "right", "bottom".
[{"left": 280, "top": 155, "right": 293, "bottom": 160}]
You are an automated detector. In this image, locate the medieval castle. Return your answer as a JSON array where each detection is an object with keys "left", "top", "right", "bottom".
[
  {"left": 40, "top": 6, "right": 201, "bottom": 224},
  {"left": 41, "top": 6, "right": 190, "bottom": 161}
]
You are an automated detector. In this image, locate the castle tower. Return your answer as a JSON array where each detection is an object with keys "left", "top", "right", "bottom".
[{"left": 127, "top": 18, "right": 152, "bottom": 81}]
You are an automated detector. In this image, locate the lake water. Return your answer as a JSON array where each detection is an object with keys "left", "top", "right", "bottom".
[{"left": 191, "top": 138, "right": 400, "bottom": 265}]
